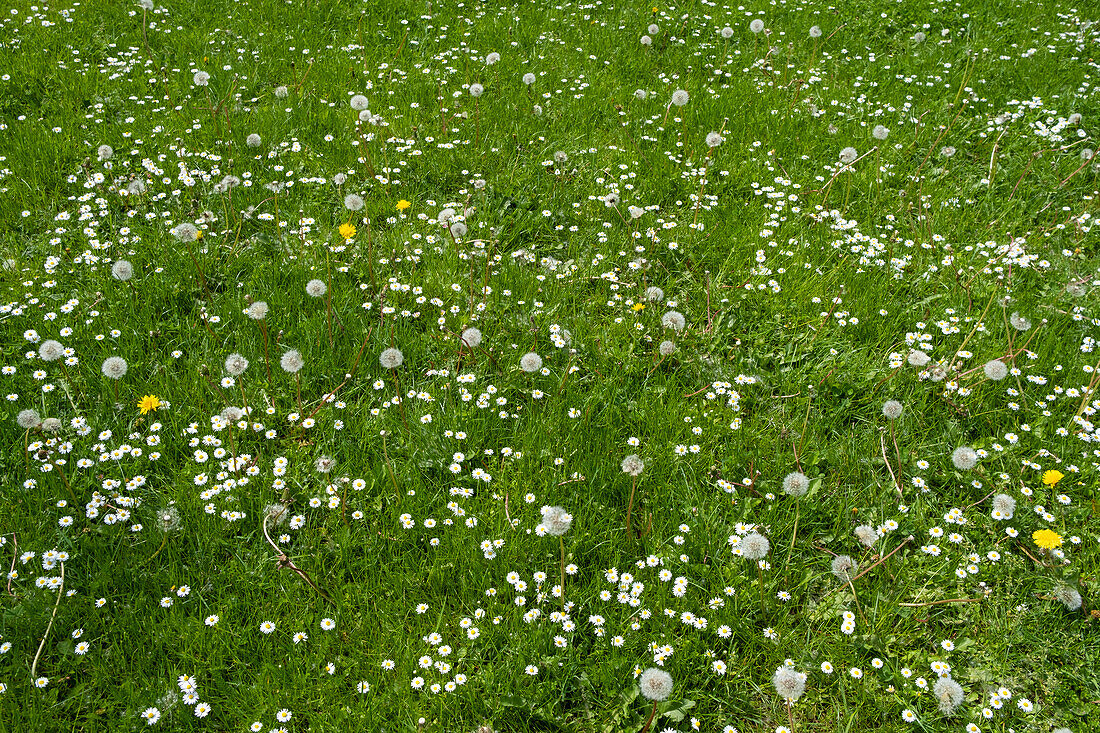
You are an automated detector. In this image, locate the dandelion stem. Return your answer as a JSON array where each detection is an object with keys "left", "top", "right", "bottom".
[
  {"left": 262, "top": 514, "right": 331, "bottom": 602},
  {"left": 639, "top": 700, "right": 659, "bottom": 733},
  {"left": 31, "top": 561, "right": 64, "bottom": 680},
  {"left": 899, "top": 597, "right": 983, "bottom": 608},
  {"left": 559, "top": 535, "right": 566, "bottom": 611},
  {"left": 381, "top": 432, "right": 401, "bottom": 504},
  {"left": 625, "top": 475, "right": 638, "bottom": 538},
  {"left": 880, "top": 431, "right": 903, "bottom": 499},
  {"left": 784, "top": 502, "right": 800, "bottom": 580}
]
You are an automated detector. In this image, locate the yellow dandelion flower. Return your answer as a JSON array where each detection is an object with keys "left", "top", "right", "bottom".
[
  {"left": 194, "top": 230, "right": 204, "bottom": 240},
  {"left": 138, "top": 395, "right": 162, "bottom": 415},
  {"left": 632, "top": 303, "right": 646, "bottom": 312},
  {"left": 339, "top": 222, "right": 356, "bottom": 240},
  {"left": 1042, "top": 470, "right": 1064, "bottom": 487},
  {"left": 1032, "top": 529, "right": 1062, "bottom": 550},
  {"left": 396, "top": 199, "right": 411, "bottom": 211}
]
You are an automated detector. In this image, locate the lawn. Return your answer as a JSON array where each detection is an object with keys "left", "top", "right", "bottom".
[{"left": 1, "top": 0, "right": 1099, "bottom": 731}]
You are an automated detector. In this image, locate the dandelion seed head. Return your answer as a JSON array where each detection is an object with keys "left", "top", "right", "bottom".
[
  {"left": 280, "top": 349, "right": 304, "bottom": 373},
  {"left": 882, "top": 400, "right": 903, "bottom": 420},
  {"left": 639, "top": 667, "right": 673, "bottom": 701},
  {"left": 461, "top": 327, "right": 482, "bottom": 348},
  {"left": 224, "top": 353, "right": 249, "bottom": 377},
  {"left": 17, "top": 409, "right": 41, "bottom": 429},
  {"left": 380, "top": 348, "right": 405, "bottom": 369},
  {"left": 39, "top": 340, "right": 64, "bottom": 362},
  {"left": 540, "top": 505, "right": 572, "bottom": 536},
  {"left": 519, "top": 352, "right": 542, "bottom": 373},
  {"left": 661, "top": 310, "right": 686, "bottom": 331},
  {"left": 772, "top": 666, "right": 806, "bottom": 701},
  {"left": 951, "top": 446, "right": 978, "bottom": 471},
  {"left": 933, "top": 676, "right": 964, "bottom": 715},
  {"left": 782, "top": 471, "right": 809, "bottom": 497},
  {"left": 621, "top": 454, "right": 645, "bottom": 477},
  {"left": 831, "top": 555, "right": 857, "bottom": 582},
  {"left": 102, "top": 356, "right": 128, "bottom": 380},
  {"left": 983, "top": 360, "right": 1008, "bottom": 381},
  {"left": 741, "top": 532, "right": 770, "bottom": 560}
]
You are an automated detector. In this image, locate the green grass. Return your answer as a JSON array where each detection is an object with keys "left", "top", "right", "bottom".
[{"left": 1, "top": 0, "right": 1100, "bottom": 731}]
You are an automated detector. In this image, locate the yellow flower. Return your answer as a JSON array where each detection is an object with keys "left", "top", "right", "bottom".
[
  {"left": 396, "top": 199, "right": 411, "bottom": 211},
  {"left": 1032, "top": 529, "right": 1062, "bottom": 550},
  {"left": 632, "top": 303, "right": 646, "bottom": 312},
  {"left": 138, "top": 395, "right": 162, "bottom": 415},
  {"left": 1042, "top": 470, "right": 1064, "bottom": 487},
  {"left": 339, "top": 222, "right": 356, "bottom": 240},
  {"left": 194, "top": 230, "right": 204, "bottom": 240}
]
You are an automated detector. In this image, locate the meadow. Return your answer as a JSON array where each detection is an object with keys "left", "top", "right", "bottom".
[{"left": 1, "top": 0, "right": 1099, "bottom": 730}]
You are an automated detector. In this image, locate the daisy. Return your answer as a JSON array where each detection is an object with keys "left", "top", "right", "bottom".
[
  {"left": 194, "top": 702, "right": 211, "bottom": 718},
  {"left": 320, "top": 618, "right": 336, "bottom": 631},
  {"left": 292, "top": 632, "right": 308, "bottom": 644},
  {"left": 260, "top": 621, "right": 276, "bottom": 634}
]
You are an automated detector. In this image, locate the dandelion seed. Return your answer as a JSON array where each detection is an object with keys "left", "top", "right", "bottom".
[
  {"left": 305, "top": 279, "right": 327, "bottom": 298},
  {"left": 908, "top": 349, "right": 931, "bottom": 367},
  {"left": 344, "top": 193, "right": 365, "bottom": 211},
  {"left": 350, "top": 95, "right": 369, "bottom": 111},
  {"left": 1009, "top": 312, "right": 1031, "bottom": 331},
  {"left": 872, "top": 125, "right": 889, "bottom": 140},
  {"left": 839, "top": 147, "right": 858, "bottom": 164},
  {"left": 658, "top": 340, "right": 676, "bottom": 356},
  {"left": 706, "top": 131, "right": 724, "bottom": 148},
  {"left": 519, "top": 352, "right": 542, "bottom": 372},
  {"left": 809, "top": 25, "right": 822, "bottom": 38},
  {"left": 749, "top": 19, "right": 765, "bottom": 33},
  {"left": 469, "top": 83, "right": 484, "bottom": 97},
  {"left": 193, "top": 71, "right": 210, "bottom": 86},
  {"left": 671, "top": 89, "right": 689, "bottom": 107},
  {"left": 522, "top": 72, "right": 536, "bottom": 85},
  {"left": 246, "top": 133, "right": 261, "bottom": 147},
  {"left": 97, "top": 144, "right": 114, "bottom": 162}
]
